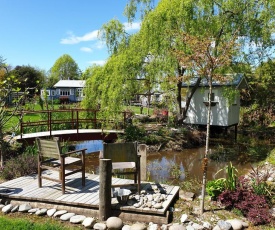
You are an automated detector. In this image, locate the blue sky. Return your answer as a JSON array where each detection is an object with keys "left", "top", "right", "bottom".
[{"left": 0, "top": 0, "right": 141, "bottom": 72}]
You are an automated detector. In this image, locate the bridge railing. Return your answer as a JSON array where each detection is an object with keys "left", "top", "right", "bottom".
[{"left": 19, "top": 109, "right": 129, "bottom": 138}]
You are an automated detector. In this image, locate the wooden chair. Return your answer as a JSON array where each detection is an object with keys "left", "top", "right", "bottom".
[
  {"left": 36, "top": 137, "right": 86, "bottom": 194},
  {"left": 101, "top": 142, "right": 141, "bottom": 193}
]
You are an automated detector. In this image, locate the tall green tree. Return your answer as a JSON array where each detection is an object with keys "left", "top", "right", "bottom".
[
  {"left": 10, "top": 65, "right": 45, "bottom": 96},
  {"left": 48, "top": 54, "right": 81, "bottom": 87},
  {"left": 84, "top": 0, "right": 274, "bottom": 122},
  {"left": 0, "top": 56, "right": 29, "bottom": 167}
]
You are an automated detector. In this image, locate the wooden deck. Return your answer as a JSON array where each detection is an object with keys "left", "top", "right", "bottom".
[{"left": 0, "top": 171, "right": 179, "bottom": 224}]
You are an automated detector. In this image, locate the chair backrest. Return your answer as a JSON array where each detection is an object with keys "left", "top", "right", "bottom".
[
  {"left": 36, "top": 138, "right": 61, "bottom": 159},
  {"left": 102, "top": 142, "right": 138, "bottom": 162}
]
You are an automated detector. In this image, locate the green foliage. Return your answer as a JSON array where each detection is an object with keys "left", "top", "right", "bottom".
[
  {"left": 206, "top": 178, "right": 226, "bottom": 200},
  {"left": 48, "top": 54, "right": 81, "bottom": 87},
  {"left": 123, "top": 124, "right": 146, "bottom": 142},
  {"left": 216, "top": 162, "right": 238, "bottom": 191}
]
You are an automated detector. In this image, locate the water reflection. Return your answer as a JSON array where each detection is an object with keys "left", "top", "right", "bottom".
[{"left": 73, "top": 141, "right": 251, "bottom": 183}]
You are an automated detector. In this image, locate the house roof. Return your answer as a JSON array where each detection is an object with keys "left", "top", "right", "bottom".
[
  {"left": 181, "top": 73, "right": 248, "bottom": 89},
  {"left": 54, "top": 80, "right": 86, "bottom": 88}
]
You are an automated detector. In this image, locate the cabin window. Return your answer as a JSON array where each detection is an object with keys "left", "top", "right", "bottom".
[
  {"left": 208, "top": 93, "right": 215, "bottom": 101},
  {"left": 51, "top": 90, "right": 56, "bottom": 96},
  {"left": 60, "top": 90, "right": 70, "bottom": 96},
  {"left": 70, "top": 89, "right": 74, "bottom": 95},
  {"left": 76, "top": 88, "right": 83, "bottom": 97}
]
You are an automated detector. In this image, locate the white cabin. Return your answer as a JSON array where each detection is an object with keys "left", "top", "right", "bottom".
[{"left": 182, "top": 74, "right": 248, "bottom": 127}]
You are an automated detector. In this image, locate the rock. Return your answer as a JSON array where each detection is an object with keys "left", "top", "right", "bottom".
[
  {"left": 130, "top": 223, "right": 147, "bottom": 230},
  {"left": 18, "top": 203, "right": 32, "bottom": 212},
  {"left": 148, "top": 222, "right": 158, "bottom": 230},
  {"left": 191, "top": 223, "right": 203, "bottom": 230},
  {"left": 2, "top": 204, "right": 13, "bottom": 213},
  {"left": 94, "top": 222, "right": 107, "bottom": 230},
  {"left": 35, "top": 208, "right": 47, "bottom": 216},
  {"left": 213, "top": 226, "right": 221, "bottom": 230},
  {"left": 106, "top": 216, "right": 123, "bottom": 230},
  {"left": 82, "top": 217, "right": 96, "bottom": 228},
  {"left": 53, "top": 210, "right": 67, "bottom": 217},
  {"left": 161, "top": 224, "right": 168, "bottom": 230},
  {"left": 11, "top": 205, "right": 19, "bottom": 213},
  {"left": 70, "top": 214, "right": 86, "bottom": 224},
  {"left": 217, "top": 220, "right": 232, "bottom": 230},
  {"left": 122, "top": 225, "right": 131, "bottom": 230},
  {"left": 186, "top": 226, "right": 195, "bottom": 230},
  {"left": 202, "top": 221, "right": 212, "bottom": 229},
  {"left": 180, "top": 214, "right": 188, "bottom": 223},
  {"left": 226, "top": 219, "right": 243, "bottom": 230},
  {"left": 154, "top": 203, "right": 163, "bottom": 209},
  {"left": 28, "top": 208, "right": 39, "bottom": 214},
  {"left": 60, "top": 212, "right": 75, "bottom": 221},
  {"left": 47, "top": 208, "right": 56, "bottom": 217},
  {"left": 241, "top": 221, "right": 249, "bottom": 228},
  {"left": 179, "top": 191, "right": 195, "bottom": 201},
  {"left": 169, "top": 223, "right": 186, "bottom": 230}
]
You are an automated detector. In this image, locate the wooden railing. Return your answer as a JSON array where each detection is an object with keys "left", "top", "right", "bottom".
[{"left": 19, "top": 109, "right": 129, "bottom": 138}]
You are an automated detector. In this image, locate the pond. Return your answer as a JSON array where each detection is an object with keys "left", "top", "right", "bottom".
[{"left": 71, "top": 140, "right": 252, "bottom": 183}]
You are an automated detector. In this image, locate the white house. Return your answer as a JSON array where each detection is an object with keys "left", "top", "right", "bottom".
[
  {"left": 182, "top": 74, "right": 248, "bottom": 129},
  {"left": 41, "top": 80, "right": 86, "bottom": 103}
]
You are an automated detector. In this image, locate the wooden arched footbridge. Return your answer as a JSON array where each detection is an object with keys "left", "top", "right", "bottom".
[{"left": 14, "top": 109, "right": 129, "bottom": 144}]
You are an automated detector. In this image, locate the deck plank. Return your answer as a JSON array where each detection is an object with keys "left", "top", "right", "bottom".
[{"left": 0, "top": 170, "right": 179, "bottom": 222}]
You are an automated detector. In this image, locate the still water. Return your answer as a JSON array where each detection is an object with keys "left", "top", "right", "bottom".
[{"left": 72, "top": 140, "right": 251, "bottom": 183}]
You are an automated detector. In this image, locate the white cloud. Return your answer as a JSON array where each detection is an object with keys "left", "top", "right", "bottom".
[
  {"left": 88, "top": 60, "right": 106, "bottom": 66},
  {"left": 61, "top": 30, "right": 99, "bottom": 44},
  {"left": 80, "top": 47, "right": 93, "bottom": 52},
  {"left": 123, "top": 22, "right": 140, "bottom": 32}
]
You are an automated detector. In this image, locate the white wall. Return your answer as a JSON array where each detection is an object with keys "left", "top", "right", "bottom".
[{"left": 184, "top": 87, "right": 240, "bottom": 126}]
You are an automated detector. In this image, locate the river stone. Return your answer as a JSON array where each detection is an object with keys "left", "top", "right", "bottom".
[
  {"left": 148, "top": 223, "right": 158, "bottom": 230},
  {"left": 154, "top": 203, "right": 163, "bottom": 209},
  {"left": 47, "top": 208, "right": 56, "bottom": 217},
  {"left": 130, "top": 223, "right": 147, "bottom": 230},
  {"left": 19, "top": 203, "right": 32, "bottom": 212},
  {"left": 217, "top": 220, "right": 232, "bottom": 230},
  {"left": 60, "top": 212, "right": 75, "bottom": 221},
  {"left": 168, "top": 223, "right": 186, "bottom": 230},
  {"left": 53, "top": 210, "right": 67, "bottom": 217},
  {"left": 0, "top": 204, "right": 5, "bottom": 209},
  {"left": 186, "top": 226, "right": 195, "bottom": 230},
  {"left": 226, "top": 219, "right": 243, "bottom": 230},
  {"left": 106, "top": 216, "right": 123, "bottom": 229},
  {"left": 2, "top": 204, "right": 13, "bottom": 213},
  {"left": 212, "top": 225, "right": 221, "bottom": 230},
  {"left": 122, "top": 225, "right": 131, "bottom": 230},
  {"left": 28, "top": 208, "right": 39, "bottom": 213},
  {"left": 203, "top": 221, "right": 212, "bottom": 229},
  {"left": 35, "top": 208, "right": 47, "bottom": 216},
  {"left": 191, "top": 223, "right": 203, "bottom": 230},
  {"left": 70, "top": 214, "right": 86, "bottom": 224},
  {"left": 180, "top": 214, "right": 188, "bottom": 223},
  {"left": 94, "top": 222, "right": 107, "bottom": 230},
  {"left": 11, "top": 205, "right": 19, "bottom": 213},
  {"left": 82, "top": 217, "right": 96, "bottom": 228}
]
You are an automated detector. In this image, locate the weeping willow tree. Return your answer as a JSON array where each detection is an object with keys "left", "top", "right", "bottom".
[{"left": 82, "top": 0, "right": 275, "bottom": 125}]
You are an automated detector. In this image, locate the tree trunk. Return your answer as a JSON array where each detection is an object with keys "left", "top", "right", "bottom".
[{"left": 200, "top": 76, "right": 212, "bottom": 215}]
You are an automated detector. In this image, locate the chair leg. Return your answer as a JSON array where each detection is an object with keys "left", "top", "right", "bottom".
[
  {"left": 82, "top": 166, "right": 85, "bottom": 187},
  {"left": 38, "top": 166, "right": 42, "bottom": 188},
  {"left": 61, "top": 160, "right": 65, "bottom": 194}
]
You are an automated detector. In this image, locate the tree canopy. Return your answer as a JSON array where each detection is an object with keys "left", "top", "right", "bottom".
[
  {"left": 48, "top": 54, "right": 81, "bottom": 87},
  {"left": 82, "top": 0, "right": 275, "bottom": 121}
]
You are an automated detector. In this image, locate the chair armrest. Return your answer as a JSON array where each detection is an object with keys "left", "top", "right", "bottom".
[{"left": 61, "top": 148, "right": 87, "bottom": 157}]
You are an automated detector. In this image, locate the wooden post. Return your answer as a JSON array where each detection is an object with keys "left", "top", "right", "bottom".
[
  {"left": 138, "top": 144, "right": 147, "bottom": 181},
  {"left": 99, "top": 159, "right": 112, "bottom": 221}
]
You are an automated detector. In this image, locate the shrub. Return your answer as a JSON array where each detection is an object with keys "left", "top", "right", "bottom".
[
  {"left": 218, "top": 177, "right": 272, "bottom": 226},
  {"left": 206, "top": 178, "right": 226, "bottom": 200},
  {"left": 123, "top": 124, "right": 146, "bottom": 142},
  {"left": 0, "top": 154, "right": 38, "bottom": 180}
]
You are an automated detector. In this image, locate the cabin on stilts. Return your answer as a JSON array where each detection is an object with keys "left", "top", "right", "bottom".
[{"left": 181, "top": 73, "right": 248, "bottom": 139}]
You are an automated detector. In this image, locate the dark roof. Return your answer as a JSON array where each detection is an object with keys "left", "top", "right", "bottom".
[{"left": 181, "top": 73, "right": 248, "bottom": 89}]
